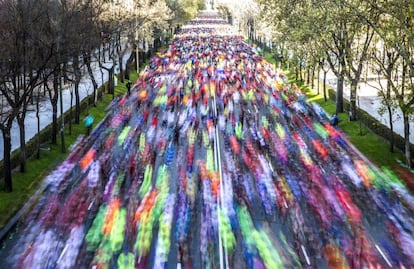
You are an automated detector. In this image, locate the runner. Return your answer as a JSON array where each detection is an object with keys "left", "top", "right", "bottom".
[{"left": 1, "top": 10, "right": 413, "bottom": 269}]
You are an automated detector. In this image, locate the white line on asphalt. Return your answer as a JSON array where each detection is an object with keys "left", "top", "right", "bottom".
[
  {"left": 301, "top": 245, "right": 311, "bottom": 266},
  {"left": 88, "top": 199, "right": 95, "bottom": 210},
  {"left": 216, "top": 126, "right": 229, "bottom": 269},
  {"left": 283, "top": 198, "right": 288, "bottom": 209},
  {"left": 211, "top": 78, "right": 226, "bottom": 269},
  {"left": 56, "top": 244, "right": 69, "bottom": 264},
  {"left": 375, "top": 244, "right": 392, "bottom": 267},
  {"left": 269, "top": 163, "right": 274, "bottom": 173}
]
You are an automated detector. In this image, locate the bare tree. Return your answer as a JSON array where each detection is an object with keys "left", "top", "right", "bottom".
[
  {"left": 60, "top": 0, "right": 103, "bottom": 123},
  {"left": 0, "top": 0, "right": 52, "bottom": 191},
  {"left": 38, "top": 0, "right": 103, "bottom": 145}
]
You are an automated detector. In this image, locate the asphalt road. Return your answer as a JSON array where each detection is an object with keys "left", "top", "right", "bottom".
[{"left": 1, "top": 11, "right": 413, "bottom": 269}]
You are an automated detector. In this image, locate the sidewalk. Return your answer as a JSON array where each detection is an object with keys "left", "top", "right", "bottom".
[
  {"left": 0, "top": 50, "right": 132, "bottom": 159},
  {"left": 321, "top": 69, "right": 414, "bottom": 144}
]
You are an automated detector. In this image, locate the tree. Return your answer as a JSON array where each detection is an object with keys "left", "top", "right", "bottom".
[
  {"left": 216, "top": 0, "right": 259, "bottom": 38},
  {"left": 0, "top": 0, "right": 108, "bottom": 191},
  {"left": 40, "top": 0, "right": 102, "bottom": 146},
  {"left": 0, "top": 0, "right": 52, "bottom": 191},
  {"left": 369, "top": 42, "right": 400, "bottom": 153},
  {"left": 63, "top": 0, "right": 101, "bottom": 124},
  {"left": 166, "top": 0, "right": 203, "bottom": 30},
  {"left": 259, "top": 0, "right": 378, "bottom": 117},
  {"left": 350, "top": 0, "right": 414, "bottom": 167},
  {"left": 308, "top": 0, "right": 377, "bottom": 117},
  {"left": 132, "top": 0, "right": 172, "bottom": 71}
]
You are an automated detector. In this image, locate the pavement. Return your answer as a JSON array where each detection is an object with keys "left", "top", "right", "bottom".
[
  {"left": 321, "top": 69, "right": 414, "bottom": 144},
  {"left": 0, "top": 10, "right": 413, "bottom": 269},
  {"left": 0, "top": 50, "right": 131, "bottom": 159}
]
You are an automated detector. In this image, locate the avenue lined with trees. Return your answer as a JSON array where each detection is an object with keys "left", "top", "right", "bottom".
[
  {"left": 0, "top": 0, "right": 204, "bottom": 192},
  {"left": 0, "top": 2, "right": 412, "bottom": 240},
  {"left": 0, "top": 9, "right": 413, "bottom": 268},
  {"left": 254, "top": 0, "right": 414, "bottom": 168},
  {"left": 1, "top": 1, "right": 411, "bottom": 189}
]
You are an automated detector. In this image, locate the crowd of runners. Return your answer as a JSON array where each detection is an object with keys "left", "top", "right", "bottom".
[{"left": 1, "top": 10, "right": 413, "bottom": 269}]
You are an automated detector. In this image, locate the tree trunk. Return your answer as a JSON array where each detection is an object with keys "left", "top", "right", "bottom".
[
  {"left": 69, "top": 89, "right": 73, "bottom": 135},
  {"left": 51, "top": 72, "right": 59, "bottom": 144},
  {"left": 299, "top": 62, "right": 303, "bottom": 81},
  {"left": 323, "top": 70, "right": 327, "bottom": 102},
  {"left": 295, "top": 66, "right": 298, "bottom": 81},
  {"left": 103, "top": 62, "right": 116, "bottom": 99},
  {"left": 349, "top": 81, "right": 357, "bottom": 121},
  {"left": 52, "top": 102, "right": 58, "bottom": 144},
  {"left": 73, "top": 56, "right": 81, "bottom": 124},
  {"left": 62, "top": 63, "right": 68, "bottom": 84},
  {"left": 306, "top": 66, "right": 310, "bottom": 85},
  {"left": 119, "top": 54, "right": 124, "bottom": 83},
  {"left": 387, "top": 105, "right": 394, "bottom": 153},
  {"left": 400, "top": 58, "right": 412, "bottom": 168},
  {"left": 116, "top": 32, "right": 122, "bottom": 55},
  {"left": 98, "top": 48, "right": 105, "bottom": 102},
  {"left": 105, "top": 43, "right": 109, "bottom": 62},
  {"left": 311, "top": 66, "right": 315, "bottom": 90},
  {"left": 74, "top": 82, "right": 80, "bottom": 124},
  {"left": 36, "top": 93, "right": 40, "bottom": 159},
  {"left": 135, "top": 48, "right": 140, "bottom": 71},
  {"left": 336, "top": 73, "right": 344, "bottom": 114},
  {"left": 125, "top": 63, "right": 130, "bottom": 80},
  {"left": 17, "top": 115, "right": 26, "bottom": 172},
  {"left": 317, "top": 65, "right": 321, "bottom": 95},
  {"left": 1, "top": 127, "right": 13, "bottom": 192},
  {"left": 84, "top": 53, "right": 98, "bottom": 106},
  {"left": 403, "top": 112, "right": 412, "bottom": 168},
  {"left": 100, "top": 67, "right": 104, "bottom": 100},
  {"left": 386, "top": 67, "right": 394, "bottom": 153},
  {"left": 125, "top": 51, "right": 135, "bottom": 80},
  {"left": 154, "top": 38, "right": 159, "bottom": 52},
  {"left": 110, "top": 66, "right": 115, "bottom": 100},
  {"left": 138, "top": 51, "right": 145, "bottom": 68}
]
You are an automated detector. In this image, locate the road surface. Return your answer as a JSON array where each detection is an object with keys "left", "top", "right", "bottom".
[{"left": 1, "top": 11, "right": 413, "bottom": 269}]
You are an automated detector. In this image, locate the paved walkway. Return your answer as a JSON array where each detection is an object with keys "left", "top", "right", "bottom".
[
  {"left": 321, "top": 69, "right": 413, "bottom": 143},
  {"left": 0, "top": 50, "right": 131, "bottom": 159}
]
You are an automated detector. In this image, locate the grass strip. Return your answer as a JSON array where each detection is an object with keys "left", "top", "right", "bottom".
[
  {"left": 259, "top": 50, "right": 407, "bottom": 171},
  {"left": 290, "top": 78, "right": 407, "bottom": 169},
  {"left": 0, "top": 71, "right": 138, "bottom": 228}
]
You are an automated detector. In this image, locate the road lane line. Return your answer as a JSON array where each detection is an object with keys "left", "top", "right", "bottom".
[
  {"left": 211, "top": 76, "right": 226, "bottom": 269},
  {"left": 375, "top": 244, "right": 392, "bottom": 267},
  {"left": 301, "top": 245, "right": 311, "bottom": 266}
]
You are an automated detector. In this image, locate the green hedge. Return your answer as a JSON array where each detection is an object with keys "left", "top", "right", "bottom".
[{"left": 328, "top": 88, "right": 414, "bottom": 156}]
